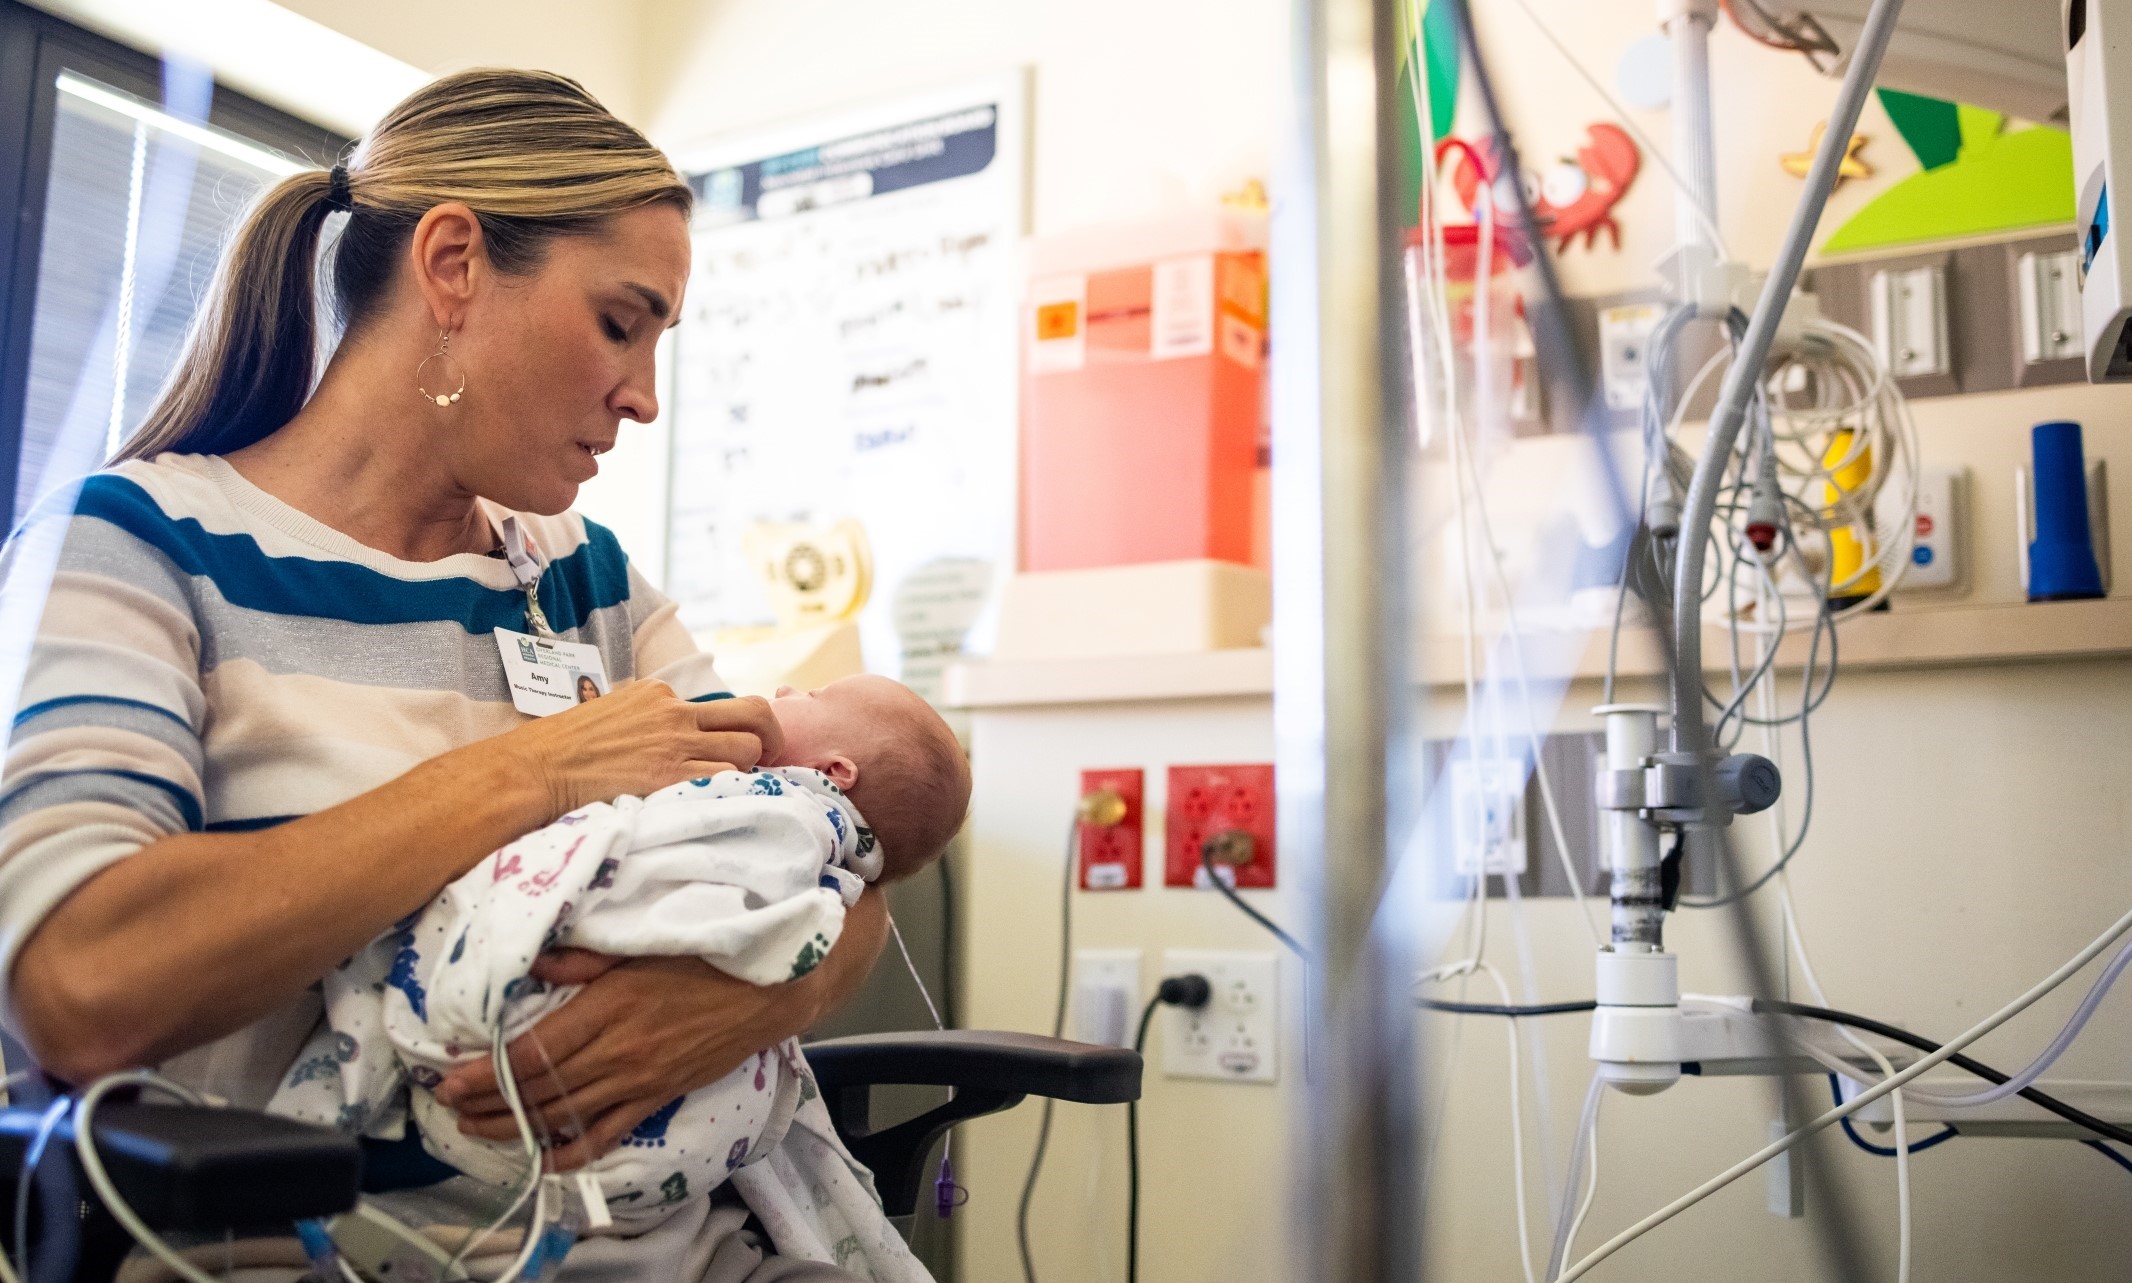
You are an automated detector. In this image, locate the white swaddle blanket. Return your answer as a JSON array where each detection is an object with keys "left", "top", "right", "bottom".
[{"left": 268, "top": 767, "right": 930, "bottom": 1280}]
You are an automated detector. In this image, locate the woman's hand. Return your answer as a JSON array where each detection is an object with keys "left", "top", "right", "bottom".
[
  {"left": 495, "top": 681, "right": 784, "bottom": 820},
  {"left": 435, "top": 893, "right": 890, "bottom": 1171},
  {"left": 435, "top": 954, "right": 799, "bottom": 1170}
]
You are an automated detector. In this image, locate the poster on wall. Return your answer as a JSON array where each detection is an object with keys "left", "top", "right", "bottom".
[{"left": 664, "top": 76, "right": 1026, "bottom": 697}]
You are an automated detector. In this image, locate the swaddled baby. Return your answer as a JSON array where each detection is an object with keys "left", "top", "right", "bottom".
[{"left": 271, "top": 676, "right": 969, "bottom": 1262}]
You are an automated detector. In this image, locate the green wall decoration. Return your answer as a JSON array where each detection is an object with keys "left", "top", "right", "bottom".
[
  {"left": 1821, "top": 91, "right": 2074, "bottom": 254},
  {"left": 1876, "top": 88, "right": 1962, "bottom": 172}
]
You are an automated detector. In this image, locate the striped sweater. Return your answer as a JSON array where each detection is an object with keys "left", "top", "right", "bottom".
[{"left": 0, "top": 452, "right": 724, "bottom": 1102}]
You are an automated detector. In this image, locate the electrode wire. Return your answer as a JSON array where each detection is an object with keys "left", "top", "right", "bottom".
[
  {"left": 887, "top": 909, "right": 962, "bottom": 1196},
  {"left": 446, "top": 1026, "right": 547, "bottom": 1274}
]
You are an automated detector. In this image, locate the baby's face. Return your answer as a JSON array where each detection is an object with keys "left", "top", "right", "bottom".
[{"left": 768, "top": 675, "right": 907, "bottom": 781}]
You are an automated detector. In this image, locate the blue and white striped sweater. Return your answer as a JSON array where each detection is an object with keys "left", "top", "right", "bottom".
[{"left": 0, "top": 451, "right": 725, "bottom": 1104}]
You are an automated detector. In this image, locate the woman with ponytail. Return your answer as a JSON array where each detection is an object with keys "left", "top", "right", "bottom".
[{"left": 0, "top": 69, "right": 882, "bottom": 1277}]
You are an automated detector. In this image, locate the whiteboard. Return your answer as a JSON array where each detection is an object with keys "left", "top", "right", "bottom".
[{"left": 663, "top": 76, "right": 1026, "bottom": 685}]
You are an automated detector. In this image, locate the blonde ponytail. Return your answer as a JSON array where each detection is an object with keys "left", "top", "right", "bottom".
[{"left": 114, "top": 69, "right": 691, "bottom": 463}]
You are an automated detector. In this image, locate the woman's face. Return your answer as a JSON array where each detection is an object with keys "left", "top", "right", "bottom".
[{"left": 448, "top": 203, "right": 691, "bottom": 516}]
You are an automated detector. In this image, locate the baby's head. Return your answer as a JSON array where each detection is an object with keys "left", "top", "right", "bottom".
[{"left": 767, "top": 675, "right": 972, "bottom": 882}]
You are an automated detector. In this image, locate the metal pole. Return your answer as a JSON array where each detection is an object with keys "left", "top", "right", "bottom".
[
  {"left": 1273, "top": 0, "right": 1421, "bottom": 1278},
  {"left": 1669, "top": 0, "right": 1907, "bottom": 750}
]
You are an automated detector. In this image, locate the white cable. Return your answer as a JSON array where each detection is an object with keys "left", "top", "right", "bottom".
[
  {"left": 1559, "top": 1091, "right": 1601, "bottom": 1281},
  {"left": 1900, "top": 930, "right": 2132, "bottom": 1109},
  {"left": 1447, "top": 228, "right": 1602, "bottom": 944},
  {"left": 1556, "top": 901, "right": 2132, "bottom": 1282},
  {"left": 1418, "top": 864, "right": 1492, "bottom": 984},
  {"left": 1421, "top": 130, "right": 1603, "bottom": 948},
  {"left": 1500, "top": 874, "right": 1563, "bottom": 1202},
  {"left": 448, "top": 1027, "right": 546, "bottom": 1271},
  {"left": 70, "top": 1071, "right": 219, "bottom": 1283},
  {"left": 1770, "top": 1017, "right": 1912, "bottom": 1283},
  {"left": 1477, "top": 962, "right": 1539, "bottom": 1283},
  {"left": 1546, "top": 1072, "right": 1604, "bottom": 1280},
  {"left": 889, "top": 912, "right": 945, "bottom": 1031},
  {"left": 1731, "top": 320, "right": 1918, "bottom": 629},
  {"left": 887, "top": 909, "right": 958, "bottom": 1176},
  {"left": 1657, "top": 316, "right": 1918, "bottom": 636},
  {"left": 489, "top": 1179, "right": 549, "bottom": 1283}
]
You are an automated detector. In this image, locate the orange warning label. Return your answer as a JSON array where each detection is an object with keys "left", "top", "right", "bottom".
[{"left": 1035, "top": 300, "right": 1081, "bottom": 341}]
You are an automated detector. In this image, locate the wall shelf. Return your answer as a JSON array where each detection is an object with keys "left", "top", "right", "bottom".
[{"left": 944, "top": 597, "right": 2132, "bottom": 710}]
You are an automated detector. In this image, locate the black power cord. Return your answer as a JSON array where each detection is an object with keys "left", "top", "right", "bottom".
[
  {"left": 1199, "top": 843, "right": 1310, "bottom": 960},
  {"left": 1756, "top": 999, "right": 2132, "bottom": 1149},
  {"left": 1129, "top": 974, "right": 1210, "bottom": 1283},
  {"left": 1016, "top": 819, "right": 1078, "bottom": 1283}
]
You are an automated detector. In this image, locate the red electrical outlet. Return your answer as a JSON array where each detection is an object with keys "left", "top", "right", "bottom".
[
  {"left": 1078, "top": 768, "right": 1145, "bottom": 890},
  {"left": 1165, "top": 763, "right": 1276, "bottom": 889}
]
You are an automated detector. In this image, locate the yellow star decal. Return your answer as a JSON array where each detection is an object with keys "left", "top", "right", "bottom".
[{"left": 1781, "top": 122, "right": 1872, "bottom": 186}]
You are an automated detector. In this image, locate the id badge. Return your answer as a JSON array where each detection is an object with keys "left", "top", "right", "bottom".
[{"left": 495, "top": 626, "right": 610, "bottom": 717}]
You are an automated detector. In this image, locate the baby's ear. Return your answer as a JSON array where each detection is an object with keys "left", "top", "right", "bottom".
[{"left": 823, "top": 755, "right": 860, "bottom": 790}]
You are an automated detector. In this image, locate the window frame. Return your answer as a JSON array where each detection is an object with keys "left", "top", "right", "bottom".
[{"left": 0, "top": 0, "right": 349, "bottom": 525}]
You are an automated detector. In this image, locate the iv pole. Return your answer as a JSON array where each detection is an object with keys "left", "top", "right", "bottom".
[{"left": 1275, "top": 0, "right": 1424, "bottom": 1279}]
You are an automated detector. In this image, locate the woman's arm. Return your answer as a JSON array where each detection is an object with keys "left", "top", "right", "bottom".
[
  {"left": 439, "top": 888, "right": 891, "bottom": 1169},
  {"left": 13, "top": 683, "right": 782, "bottom": 1083}
]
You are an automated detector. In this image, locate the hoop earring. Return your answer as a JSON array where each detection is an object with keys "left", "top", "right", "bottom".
[{"left": 416, "top": 330, "right": 467, "bottom": 407}]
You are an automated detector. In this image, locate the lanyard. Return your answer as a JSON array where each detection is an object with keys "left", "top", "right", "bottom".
[{"left": 499, "top": 516, "right": 556, "bottom": 638}]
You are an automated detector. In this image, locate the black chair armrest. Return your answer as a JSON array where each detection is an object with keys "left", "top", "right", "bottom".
[
  {"left": 805, "top": 1030, "right": 1142, "bottom": 1104},
  {"left": 803, "top": 1032, "right": 1141, "bottom": 1223},
  {"left": 0, "top": 1100, "right": 360, "bottom": 1280},
  {"left": 0, "top": 1101, "right": 360, "bottom": 1230}
]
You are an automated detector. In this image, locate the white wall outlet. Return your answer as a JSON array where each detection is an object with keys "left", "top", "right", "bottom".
[
  {"left": 1886, "top": 464, "right": 1964, "bottom": 591},
  {"left": 1870, "top": 264, "right": 1951, "bottom": 379},
  {"left": 2018, "top": 249, "right": 2084, "bottom": 365},
  {"left": 1072, "top": 949, "right": 1141, "bottom": 1048},
  {"left": 1449, "top": 757, "right": 1528, "bottom": 876},
  {"left": 1159, "top": 949, "right": 1279, "bottom": 1083}
]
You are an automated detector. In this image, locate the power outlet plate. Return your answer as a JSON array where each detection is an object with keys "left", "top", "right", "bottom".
[
  {"left": 1078, "top": 768, "right": 1144, "bottom": 890},
  {"left": 1072, "top": 948, "right": 1142, "bottom": 1047},
  {"left": 1598, "top": 302, "right": 1665, "bottom": 411},
  {"left": 1449, "top": 757, "right": 1529, "bottom": 876},
  {"left": 1160, "top": 949, "right": 1279, "bottom": 1082},
  {"left": 1164, "top": 763, "right": 1276, "bottom": 888}
]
